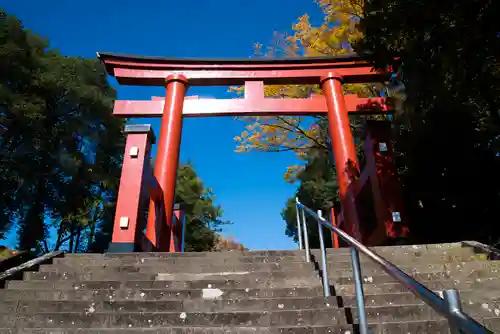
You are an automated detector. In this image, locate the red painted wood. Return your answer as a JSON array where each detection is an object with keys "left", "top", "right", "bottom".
[
  {"left": 330, "top": 207, "right": 340, "bottom": 249},
  {"left": 101, "top": 52, "right": 398, "bottom": 250},
  {"left": 145, "top": 75, "right": 188, "bottom": 251},
  {"left": 111, "top": 132, "right": 153, "bottom": 245},
  {"left": 170, "top": 209, "right": 184, "bottom": 252},
  {"left": 113, "top": 96, "right": 390, "bottom": 118},
  {"left": 100, "top": 55, "right": 367, "bottom": 70},
  {"left": 321, "top": 75, "right": 362, "bottom": 241},
  {"left": 368, "top": 121, "right": 410, "bottom": 240},
  {"left": 112, "top": 66, "right": 383, "bottom": 86}
]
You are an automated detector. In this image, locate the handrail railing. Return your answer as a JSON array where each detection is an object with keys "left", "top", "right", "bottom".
[{"left": 295, "top": 198, "right": 492, "bottom": 334}]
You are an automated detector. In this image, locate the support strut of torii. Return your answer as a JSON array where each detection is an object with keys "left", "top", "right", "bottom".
[{"left": 98, "top": 52, "right": 408, "bottom": 252}]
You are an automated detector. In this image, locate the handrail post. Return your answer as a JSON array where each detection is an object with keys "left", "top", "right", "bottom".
[
  {"left": 295, "top": 198, "right": 304, "bottom": 250},
  {"left": 444, "top": 289, "right": 463, "bottom": 334},
  {"left": 301, "top": 205, "right": 311, "bottom": 263},
  {"left": 180, "top": 207, "right": 187, "bottom": 253},
  {"left": 351, "top": 247, "right": 368, "bottom": 334},
  {"left": 317, "top": 210, "right": 331, "bottom": 297},
  {"left": 295, "top": 201, "right": 493, "bottom": 334}
]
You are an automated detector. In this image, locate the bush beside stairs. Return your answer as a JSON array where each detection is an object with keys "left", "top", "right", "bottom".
[{"left": 0, "top": 242, "right": 499, "bottom": 333}]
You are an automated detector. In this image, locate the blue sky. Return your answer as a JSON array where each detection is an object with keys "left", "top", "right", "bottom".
[{"left": 4, "top": 0, "right": 323, "bottom": 250}]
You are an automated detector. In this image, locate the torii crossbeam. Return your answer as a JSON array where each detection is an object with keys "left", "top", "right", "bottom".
[
  {"left": 99, "top": 52, "right": 395, "bottom": 251},
  {"left": 114, "top": 83, "right": 389, "bottom": 118}
]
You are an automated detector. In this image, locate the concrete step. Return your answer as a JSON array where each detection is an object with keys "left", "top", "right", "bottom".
[
  {"left": 0, "top": 320, "right": 455, "bottom": 333},
  {"left": 0, "top": 287, "right": 325, "bottom": 301},
  {"left": 0, "top": 287, "right": 491, "bottom": 306},
  {"left": 325, "top": 260, "right": 500, "bottom": 275},
  {"left": 329, "top": 267, "right": 500, "bottom": 285},
  {"left": 336, "top": 248, "right": 475, "bottom": 264},
  {"left": 16, "top": 269, "right": 496, "bottom": 291},
  {"left": 64, "top": 251, "right": 310, "bottom": 260},
  {"left": 314, "top": 242, "right": 467, "bottom": 254},
  {"left": 52, "top": 257, "right": 310, "bottom": 267},
  {"left": 21, "top": 263, "right": 500, "bottom": 286},
  {"left": 40, "top": 258, "right": 500, "bottom": 275},
  {"left": 26, "top": 267, "right": 318, "bottom": 279},
  {"left": 16, "top": 269, "right": 497, "bottom": 292},
  {"left": 11, "top": 274, "right": 321, "bottom": 290},
  {"left": 32, "top": 261, "right": 500, "bottom": 285},
  {"left": 0, "top": 294, "right": 492, "bottom": 315},
  {"left": 61, "top": 243, "right": 466, "bottom": 260},
  {"left": 52, "top": 250, "right": 477, "bottom": 268},
  {"left": 40, "top": 261, "right": 317, "bottom": 274},
  {"left": 334, "top": 276, "right": 500, "bottom": 295},
  {"left": 50, "top": 253, "right": 312, "bottom": 267},
  {"left": 0, "top": 305, "right": 469, "bottom": 328},
  {"left": 2, "top": 288, "right": 496, "bottom": 311}
]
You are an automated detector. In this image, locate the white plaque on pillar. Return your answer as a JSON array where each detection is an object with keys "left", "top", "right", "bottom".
[
  {"left": 392, "top": 212, "right": 402, "bottom": 222},
  {"left": 129, "top": 146, "right": 139, "bottom": 158},
  {"left": 119, "top": 217, "right": 129, "bottom": 228}
]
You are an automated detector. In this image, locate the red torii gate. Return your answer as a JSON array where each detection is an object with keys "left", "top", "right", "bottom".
[{"left": 98, "top": 53, "right": 408, "bottom": 252}]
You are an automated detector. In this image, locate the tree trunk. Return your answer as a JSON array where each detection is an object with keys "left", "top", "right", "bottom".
[
  {"left": 68, "top": 221, "right": 75, "bottom": 253},
  {"left": 74, "top": 225, "right": 82, "bottom": 253},
  {"left": 87, "top": 221, "right": 96, "bottom": 252},
  {"left": 54, "top": 220, "right": 65, "bottom": 251}
]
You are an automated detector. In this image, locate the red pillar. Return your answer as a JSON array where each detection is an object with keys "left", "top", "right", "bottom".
[
  {"left": 169, "top": 203, "right": 185, "bottom": 252},
  {"left": 366, "top": 120, "right": 409, "bottom": 242},
  {"left": 145, "top": 75, "right": 188, "bottom": 251},
  {"left": 321, "top": 74, "right": 362, "bottom": 241},
  {"left": 330, "top": 207, "right": 340, "bottom": 248},
  {"left": 108, "top": 124, "right": 156, "bottom": 252}
]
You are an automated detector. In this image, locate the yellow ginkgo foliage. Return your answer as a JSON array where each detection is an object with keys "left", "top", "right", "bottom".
[{"left": 233, "top": 0, "right": 370, "bottom": 183}]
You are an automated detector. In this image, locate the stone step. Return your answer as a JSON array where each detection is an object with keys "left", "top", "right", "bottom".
[
  {"left": 61, "top": 243, "right": 466, "bottom": 261},
  {"left": 54, "top": 254, "right": 312, "bottom": 265},
  {"left": 319, "top": 242, "right": 467, "bottom": 252},
  {"left": 33, "top": 261, "right": 500, "bottom": 284},
  {"left": 58, "top": 246, "right": 472, "bottom": 259},
  {"left": 13, "top": 268, "right": 491, "bottom": 291},
  {"left": 2, "top": 285, "right": 496, "bottom": 312},
  {"left": 334, "top": 277, "right": 500, "bottom": 295},
  {"left": 0, "top": 320, "right": 454, "bottom": 334},
  {"left": 315, "top": 245, "right": 473, "bottom": 256},
  {"left": 0, "top": 294, "right": 491, "bottom": 314},
  {"left": 53, "top": 249, "right": 477, "bottom": 268},
  {"left": 11, "top": 274, "right": 321, "bottom": 290},
  {"left": 40, "top": 257, "right": 500, "bottom": 275},
  {"left": 9, "top": 275, "right": 500, "bottom": 296},
  {"left": 40, "top": 261, "right": 317, "bottom": 273},
  {"left": 0, "top": 305, "right": 466, "bottom": 328},
  {"left": 20, "top": 265, "right": 500, "bottom": 287},
  {"left": 64, "top": 251, "right": 309, "bottom": 260},
  {"left": 26, "top": 267, "right": 318, "bottom": 279},
  {"left": 52, "top": 257, "right": 311, "bottom": 267},
  {"left": 14, "top": 271, "right": 492, "bottom": 292},
  {"left": 319, "top": 257, "right": 482, "bottom": 271},
  {"left": 330, "top": 267, "right": 500, "bottom": 285},
  {"left": 0, "top": 287, "right": 325, "bottom": 301},
  {"left": 326, "top": 260, "right": 500, "bottom": 275},
  {"left": 0, "top": 287, "right": 491, "bottom": 306},
  {"left": 337, "top": 248, "right": 474, "bottom": 264}
]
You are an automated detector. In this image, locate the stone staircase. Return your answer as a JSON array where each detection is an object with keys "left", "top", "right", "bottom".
[{"left": 0, "top": 243, "right": 499, "bottom": 333}]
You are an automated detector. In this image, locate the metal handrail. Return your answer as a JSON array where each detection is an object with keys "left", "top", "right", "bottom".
[{"left": 295, "top": 199, "right": 492, "bottom": 334}]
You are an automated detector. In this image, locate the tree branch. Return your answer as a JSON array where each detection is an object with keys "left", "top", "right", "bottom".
[{"left": 276, "top": 116, "right": 329, "bottom": 149}]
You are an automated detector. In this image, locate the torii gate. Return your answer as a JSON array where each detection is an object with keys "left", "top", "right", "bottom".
[{"left": 98, "top": 53, "right": 408, "bottom": 252}]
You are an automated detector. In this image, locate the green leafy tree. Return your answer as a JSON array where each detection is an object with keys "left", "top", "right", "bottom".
[
  {"left": 176, "top": 163, "right": 231, "bottom": 252},
  {"left": 1, "top": 11, "right": 230, "bottom": 254},
  {"left": 0, "top": 11, "right": 125, "bottom": 252},
  {"left": 282, "top": 144, "right": 339, "bottom": 249},
  {"left": 355, "top": 0, "right": 500, "bottom": 244}
]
